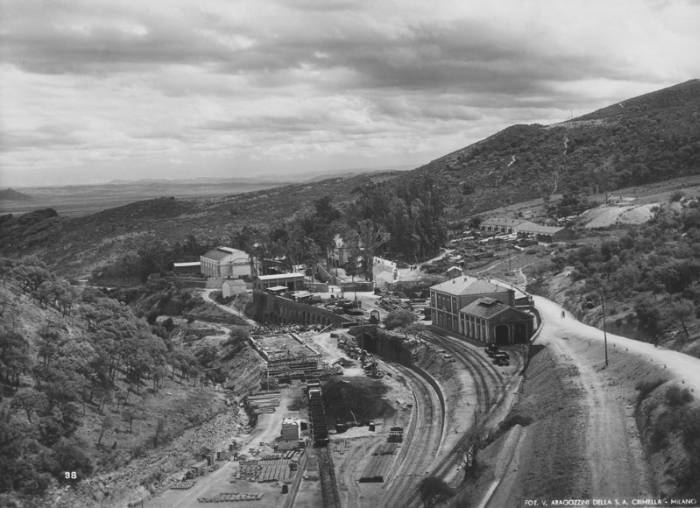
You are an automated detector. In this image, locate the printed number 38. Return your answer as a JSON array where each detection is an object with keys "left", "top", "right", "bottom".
[{"left": 64, "top": 471, "right": 77, "bottom": 479}]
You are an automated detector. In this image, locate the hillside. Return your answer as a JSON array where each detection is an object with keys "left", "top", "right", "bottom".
[
  {"left": 1, "top": 80, "right": 699, "bottom": 277},
  {"left": 415, "top": 79, "right": 700, "bottom": 219},
  {"left": 0, "top": 257, "right": 263, "bottom": 507},
  {"left": 0, "top": 188, "right": 32, "bottom": 201},
  {"left": 0, "top": 172, "right": 400, "bottom": 278}
]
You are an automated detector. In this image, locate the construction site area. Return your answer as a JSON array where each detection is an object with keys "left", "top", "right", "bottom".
[
  {"left": 144, "top": 300, "right": 528, "bottom": 508},
  {"left": 249, "top": 331, "right": 342, "bottom": 383}
]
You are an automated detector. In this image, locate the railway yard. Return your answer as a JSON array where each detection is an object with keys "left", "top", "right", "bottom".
[{"left": 143, "top": 315, "right": 526, "bottom": 508}]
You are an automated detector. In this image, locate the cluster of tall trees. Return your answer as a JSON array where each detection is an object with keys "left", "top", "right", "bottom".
[{"left": 228, "top": 174, "right": 447, "bottom": 281}]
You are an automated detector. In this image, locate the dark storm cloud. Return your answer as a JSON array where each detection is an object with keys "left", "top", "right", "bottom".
[{"left": 1, "top": 0, "right": 643, "bottom": 98}]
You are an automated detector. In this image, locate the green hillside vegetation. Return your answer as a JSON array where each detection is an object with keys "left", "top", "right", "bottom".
[
  {"left": 0, "top": 257, "right": 260, "bottom": 506},
  {"left": 1, "top": 81, "right": 699, "bottom": 280},
  {"left": 416, "top": 79, "right": 700, "bottom": 218},
  {"left": 527, "top": 198, "right": 700, "bottom": 355}
]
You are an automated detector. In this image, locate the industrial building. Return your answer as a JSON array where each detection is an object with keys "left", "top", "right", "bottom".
[
  {"left": 222, "top": 279, "right": 247, "bottom": 298},
  {"left": 250, "top": 333, "right": 322, "bottom": 380},
  {"left": 480, "top": 217, "right": 573, "bottom": 242},
  {"left": 430, "top": 276, "right": 514, "bottom": 334},
  {"left": 173, "top": 261, "right": 201, "bottom": 274},
  {"left": 200, "top": 246, "right": 252, "bottom": 278},
  {"left": 254, "top": 273, "right": 306, "bottom": 292},
  {"left": 281, "top": 418, "right": 301, "bottom": 442}
]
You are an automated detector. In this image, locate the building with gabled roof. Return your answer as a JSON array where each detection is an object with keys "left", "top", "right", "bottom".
[
  {"left": 254, "top": 272, "right": 306, "bottom": 291},
  {"left": 200, "top": 246, "right": 251, "bottom": 278},
  {"left": 459, "top": 297, "right": 533, "bottom": 345},
  {"left": 480, "top": 217, "right": 573, "bottom": 242},
  {"left": 429, "top": 275, "right": 514, "bottom": 334}
]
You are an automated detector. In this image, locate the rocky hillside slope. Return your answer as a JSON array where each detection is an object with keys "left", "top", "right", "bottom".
[{"left": 415, "top": 79, "right": 700, "bottom": 218}]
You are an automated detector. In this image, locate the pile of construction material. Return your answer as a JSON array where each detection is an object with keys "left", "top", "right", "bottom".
[
  {"left": 197, "top": 492, "right": 263, "bottom": 503},
  {"left": 236, "top": 451, "right": 302, "bottom": 483},
  {"left": 168, "top": 480, "right": 196, "bottom": 490},
  {"left": 358, "top": 443, "right": 399, "bottom": 483},
  {"left": 244, "top": 391, "right": 281, "bottom": 415},
  {"left": 377, "top": 295, "right": 412, "bottom": 312}
]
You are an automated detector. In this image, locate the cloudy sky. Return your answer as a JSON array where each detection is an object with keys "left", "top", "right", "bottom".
[{"left": 1, "top": 0, "right": 699, "bottom": 187}]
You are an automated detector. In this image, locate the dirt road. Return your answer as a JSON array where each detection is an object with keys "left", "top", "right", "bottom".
[
  {"left": 146, "top": 390, "right": 293, "bottom": 508},
  {"left": 528, "top": 295, "right": 663, "bottom": 498},
  {"left": 534, "top": 295, "right": 700, "bottom": 394},
  {"left": 200, "top": 289, "right": 258, "bottom": 326}
]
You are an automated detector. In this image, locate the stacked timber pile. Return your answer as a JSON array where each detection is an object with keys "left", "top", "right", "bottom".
[
  {"left": 358, "top": 443, "right": 399, "bottom": 483},
  {"left": 197, "top": 492, "right": 263, "bottom": 503}
]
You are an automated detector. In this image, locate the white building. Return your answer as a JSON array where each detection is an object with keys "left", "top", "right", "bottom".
[
  {"left": 200, "top": 247, "right": 251, "bottom": 278},
  {"left": 254, "top": 273, "right": 306, "bottom": 291},
  {"left": 281, "top": 418, "right": 300, "bottom": 441},
  {"left": 222, "top": 279, "right": 248, "bottom": 298}
]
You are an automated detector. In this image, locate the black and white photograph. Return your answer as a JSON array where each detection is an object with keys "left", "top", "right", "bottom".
[{"left": 1, "top": 1, "right": 699, "bottom": 507}]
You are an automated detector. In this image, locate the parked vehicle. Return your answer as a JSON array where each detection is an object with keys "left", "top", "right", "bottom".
[
  {"left": 493, "top": 351, "right": 510, "bottom": 366},
  {"left": 485, "top": 344, "right": 499, "bottom": 357}
]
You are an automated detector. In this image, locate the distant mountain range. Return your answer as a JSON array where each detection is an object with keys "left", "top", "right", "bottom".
[{"left": 0, "top": 188, "right": 32, "bottom": 201}]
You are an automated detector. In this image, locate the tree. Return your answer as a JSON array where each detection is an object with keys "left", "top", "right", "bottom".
[
  {"left": 11, "top": 389, "right": 48, "bottom": 423},
  {"left": 357, "top": 219, "right": 390, "bottom": 281},
  {"left": 0, "top": 328, "right": 32, "bottom": 385},
  {"left": 384, "top": 310, "right": 416, "bottom": 331},
  {"left": 122, "top": 408, "right": 136, "bottom": 433},
  {"left": 52, "top": 438, "right": 93, "bottom": 480},
  {"left": 96, "top": 415, "right": 114, "bottom": 447},
  {"left": 669, "top": 298, "right": 694, "bottom": 342},
  {"left": 419, "top": 476, "right": 454, "bottom": 507},
  {"left": 154, "top": 417, "right": 165, "bottom": 447}
]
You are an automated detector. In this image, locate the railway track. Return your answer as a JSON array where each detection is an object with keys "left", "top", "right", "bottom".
[
  {"left": 401, "top": 328, "right": 510, "bottom": 502},
  {"left": 379, "top": 363, "right": 445, "bottom": 508}
]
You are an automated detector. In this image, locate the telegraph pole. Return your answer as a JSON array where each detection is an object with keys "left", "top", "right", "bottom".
[{"left": 601, "top": 286, "right": 609, "bottom": 368}]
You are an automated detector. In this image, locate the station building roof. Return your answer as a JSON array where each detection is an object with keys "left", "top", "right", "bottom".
[{"left": 431, "top": 276, "right": 507, "bottom": 296}]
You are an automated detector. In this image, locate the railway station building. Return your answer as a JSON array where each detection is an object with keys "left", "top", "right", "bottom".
[
  {"left": 459, "top": 297, "right": 533, "bottom": 345},
  {"left": 429, "top": 275, "right": 534, "bottom": 344},
  {"left": 429, "top": 276, "right": 514, "bottom": 333}
]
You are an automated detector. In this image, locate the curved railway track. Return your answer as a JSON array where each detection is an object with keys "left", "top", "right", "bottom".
[
  {"left": 403, "top": 328, "right": 511, "bottom": 503},
  {"left": 379, "top": 362, "right": 445, "bottom": 508}
]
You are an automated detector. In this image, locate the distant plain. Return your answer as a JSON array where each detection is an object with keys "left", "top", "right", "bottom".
[{"left": 0, "top": 179, "right": 291, "bottom": 217}]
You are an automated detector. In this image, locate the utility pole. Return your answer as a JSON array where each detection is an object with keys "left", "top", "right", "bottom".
[{"left": 601, "top": 286, "right": 609, "bottom": 368}]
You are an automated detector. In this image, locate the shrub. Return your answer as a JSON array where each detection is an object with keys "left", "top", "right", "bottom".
[
  {"left": 635, "top": 378, "right": 666, "bottom": 402},
  {"left": 665, "top": 385, "right": 693, "bottom": 407},
  {"left": 670, "top": 190, "right": 685, "bottom": 202},
  {"left": 419, "top": 477, "right": 455, "bottom": 508}
]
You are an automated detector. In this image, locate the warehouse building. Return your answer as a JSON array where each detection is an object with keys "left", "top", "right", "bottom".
[
  {"left": 200, "top": 247, "right": 251, "bottom": 278},
  {"left": 254, "top": 273, "right": 306, "bottom": 291},
  {"left": 480, "top": 217, "right": 573, "bottom": 242}
]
